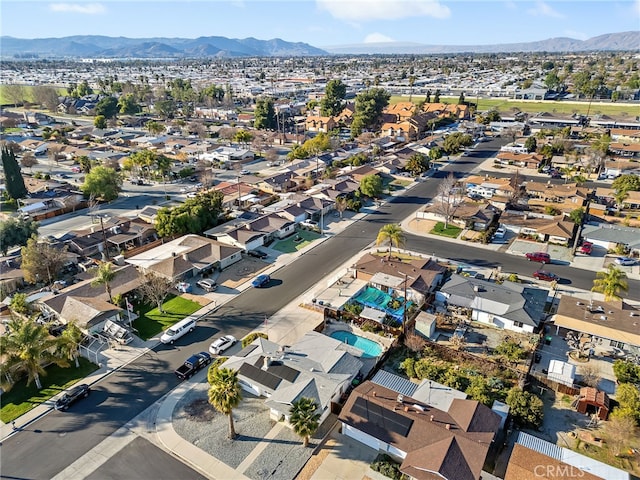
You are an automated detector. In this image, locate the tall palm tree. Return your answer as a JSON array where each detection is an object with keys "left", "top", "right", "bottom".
[
  {"left": 289, "top": 397, "right": 321, "bottom": 447},
  {"left": 376, "top": 224, "right": 405, "bottom": 260},
  {"left": 0, "top": 317, "right": 62, "bottom": 390},
  {"left": 208, "top": 368, "right": 242, "bottom": 439},
  {"left": 56, "top": 321, "right": 84, "bottom": 368},
  {"left": 591, "top": 264, "right": 628, "bottom": 301},
  {"left": 91, "top": 262, "right": 116, "bottom": 303}
]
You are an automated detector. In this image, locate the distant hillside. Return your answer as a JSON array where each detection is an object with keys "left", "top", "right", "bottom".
[
  {"left": 0, "top": 35, "right": 328, "bottom": 59},
  {"left": 323, "top": 31, "right": 640, "bottom": 54}
]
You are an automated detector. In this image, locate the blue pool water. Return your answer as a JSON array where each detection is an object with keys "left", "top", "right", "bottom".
[{"left": 330, "top": 331, "right": 382, "bottom": 358}]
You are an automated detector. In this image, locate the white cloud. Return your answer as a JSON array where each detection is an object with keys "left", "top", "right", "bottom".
[
  {"left": 526, "top": 1, "right": 564, "bottom": 18},
  {"left": 316, "top": 0, "right": 450, "bottom": 21},
  {"left": 633, "top": 0, "right": 640, "bottom": 17},
  {"left": 49, "top": 3, "right": 106, "bottom": 14},
  {"left": 364, "top": 33, "right": 395, "bottom": 43}
]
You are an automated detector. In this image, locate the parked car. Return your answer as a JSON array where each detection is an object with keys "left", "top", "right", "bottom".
[
  {"left": 525, "top": 252, "right": 551, "bottom": 263},
  {"left": 176, "top": 282, "right": 192, "bottom": 293},
  {"left": 174, "top": 352, "right": 211, "bottom": 380},
  {"left": 240, "top": 169, "right": 250, "bottom": 175},
  {"left": 533, "top": 270, "right": 559, "bottom": 282},
  {"left": 196, "top": 278, "right": 218, "bottom": 292},
  {"left": 301, "top": 220, "right": 318, "bottom": 229},
  {"left": 580, "top": 241, "right": 593, "bottom": 255},
  {"left": 54, "top": 384, "right": 91, "bottom": 411},
  {"left": 247, "top": 249, "right": 268, "bottom": 259},
  {"left": 209, "top": 335, "right": 237, "bottom": 355},
  {"left": 615, "top": 256, "right": 636, "bottom": 266},
  {"left": 252, "top": 274, "right": 271, "bottom": 288},
  {"left": 494, "top": 225, "right": 507, "bottom": 239}
]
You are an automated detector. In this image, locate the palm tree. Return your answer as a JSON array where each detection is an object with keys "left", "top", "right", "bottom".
[
  {"left": 91, "top": 262, "right": 116, "bottom": 303},
  {"left": 591, "top": 264, "right": 628, "bottom": 301},
  {"left": 376, "top": 224, "right": 406, "bottom": 260},
  {"left": 56, "top": 321, "right": 84, "bottom": 368},
  {"left": 0, "top": 317, "right": 62, "bottom": 390},
  {"left": 208, "top": 368, "right": 242, "bottom": 439},
  {"left": 289, "top": 397, "right": 321, "bottom": 447}
]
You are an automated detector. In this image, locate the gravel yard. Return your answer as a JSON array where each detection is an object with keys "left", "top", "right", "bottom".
[
  {"left": 243, "top": 426, "right": 307, "bottom": 480},
  {"left": 173, "top": 383, "right": 275, "bottom": 470}
]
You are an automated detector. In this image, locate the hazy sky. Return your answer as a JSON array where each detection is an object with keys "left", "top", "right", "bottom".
[{"left": 2, "top": 1, "right": 639, "bottom": 47}]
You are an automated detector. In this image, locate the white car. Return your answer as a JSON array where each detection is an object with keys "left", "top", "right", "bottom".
[
  {"left": 209, "top": 335, "right": 237, "bottom": 355},
  {"left": 301, "top": 220, "right": 318, "bottom": 228},
  {"left": 494, "top": 225, "right": 507, "bottom": 239}
]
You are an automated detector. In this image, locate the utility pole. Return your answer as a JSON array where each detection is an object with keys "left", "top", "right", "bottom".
[{"left": 99, "top": 215, "right": 110, "bottom": 261}]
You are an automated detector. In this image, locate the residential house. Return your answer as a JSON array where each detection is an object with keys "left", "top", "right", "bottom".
[
  {"left": 221, "top": 332, "right": 363, "bottom": 426},
  {"left": 353, "top": 253, "right": 446, "bottom": 298},
  {"left": 209, "top": 146, "right": 255, "bottom": 166},
  {"left": 204, "top": 213, "right": 296, "bottom": 251},
  {"left": 422, "top": 102, "right": 471, "bottom": 121},
  {"left": 125, "top": 234, "right": 243, "bottom": 281},
  {"left": 37, "top": 265, "right": 141, "bottom": 333},
  {"left": 494, "top": 151, "right": 542, "bottom": 169},
  {"left": 609, "top": 141, "right": 640, "bottom": 159},
  {"left": 67, "top": 217, "right": 156, "bottom": 258},
  {"left": 505, "top": 432, "right": 629, "bottom": 480},
  {"left": 465, "top": 175, "right": 519, "bottom": 199},
  {"left": 581, "top": 224, "right": 640, "bottom": 255},
  {"left": 256, "top": 171, "right": 299, "bottom": 194},
  {"left": 305, "top": 115, "right": 336, "bottom": 133},
  {"left": 524, "top": 181, "right": 589, "bottom": 209},
  {"left": 497, "top": 212, "right": 576, "bottom": 246},
  {"left": 339, "top": 380, "right": 500, "bottom": 480},
  {"left": 438, "top": 274, "right": 548, "bottom": 333},
  {"left": 551, "top": 294, "right": 640, "bottom": 352}
]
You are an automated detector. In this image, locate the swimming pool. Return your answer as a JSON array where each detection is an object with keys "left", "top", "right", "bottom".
[{"left": 330, "top": 331, "right": 382, "bottom": 358}]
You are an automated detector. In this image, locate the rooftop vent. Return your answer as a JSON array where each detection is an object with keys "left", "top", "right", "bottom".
[
  {"left": 599, "top": 315, "right": 607, "bottom": 321},
  {"left": 397, "top": 394, "right": 404, "bottom": 404},
  {"left": 576, "top": 302, "right": 584, "bottom": 306},
  {"left": 630, "top": 312, "right": 639, "bottom": 317}
]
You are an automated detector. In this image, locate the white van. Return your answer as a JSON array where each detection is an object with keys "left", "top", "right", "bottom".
[{"left": 160, "top": 317, "right": 197, "bottom": 344}]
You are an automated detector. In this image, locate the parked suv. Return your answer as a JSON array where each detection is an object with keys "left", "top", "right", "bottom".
[
  {"left": 525, "top": 252, "right": 551, "bottom": 263},
  {"left": 196, "top": 278, "right": 218, "bottom": 292}
]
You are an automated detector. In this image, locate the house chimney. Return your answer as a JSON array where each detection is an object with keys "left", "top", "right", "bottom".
[
  {"left": 430, "top": 415, "right": 435, "bottom": 422},
  {"left": 263, "top": 356, "right": 271, "bottom": 370},
  {"left": 372, "top": 391, "right": 376, "bottom": 397},
  {"left": 445, "top": 424, "right": 451, "bottom": 430},
  {"left": 404, "top": 406, "right": 410, "bottom": 412}
]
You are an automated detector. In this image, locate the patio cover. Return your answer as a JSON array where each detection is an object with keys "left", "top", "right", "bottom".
[
  {"left": 360, "top": 307, "right": 386, "bottom": 323},
  {"left": 369, "top": 272, "right": 404, "bottom": 288}
]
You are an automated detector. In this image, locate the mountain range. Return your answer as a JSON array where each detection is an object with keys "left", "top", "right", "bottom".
[{"left": 1, "top": 31, "right": 638, "bottom": 59}]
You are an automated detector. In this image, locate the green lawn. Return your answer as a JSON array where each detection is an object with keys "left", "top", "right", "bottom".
[
  {"left": 0, "top": 200, "right": 18, "bottom": 213},
  {"left": 132, "top": 294, "right": 202, "bottom": 340},
  {"left": 430, "top": 222, "right": 462, "bottom": 238},
  {"left": 272, "top": 229, "right": 321, "bottom": 253},
  {"left": 0, "top": 358, "right": 98, "bottom": 423}
]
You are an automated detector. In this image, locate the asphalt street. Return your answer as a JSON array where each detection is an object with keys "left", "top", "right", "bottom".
[{"left": 2, "top": 138, "right": 638, "bottom": 479}]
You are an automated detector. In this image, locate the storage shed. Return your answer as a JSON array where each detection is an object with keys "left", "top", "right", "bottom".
[{"left": 576, "top": 387, "right": 609, "bottom": 421}]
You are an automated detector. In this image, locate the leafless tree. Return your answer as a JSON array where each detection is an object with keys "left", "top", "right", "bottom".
[
  {"left": 264, "top": 148, "right": 279, "bottom": 165},
  {"left": 32, "top": 86, "right": 60, "bottom": 112},
  {"left": 335, "top": 196, "right": 348, "bottom": 219},
  {"left": 103, "top": 158, "right": 120, "bottom": 170},
  {"left": 20, "top": 152, "right": 38, "bottom": 172},
  {"left": 218, "top": 127, "right": 237, "bottom": 145},
  {"left": 433, "top": 173, "right": 462, "bottom": 228},
  {"left": 200, "top": 168, "right": 215, "bottom": 188},
  {"left": 449, "top": 334, "right": 466, "bottom": 351},
  {"left": 4, "top": 84, "right": 26, "bottom": 108},
  {"left": 137, "top": 272, "right": 173, "bottom": 313},
  {"left": 579, "top": 364, "right": 601, "bottom": 388},
  {"left": 404, "top": 333, "right": 427, "bottom": 353},
  {"left": 47, "top": 144, "right": 64, "bottom": 170},
  {"left": 603, "top": 415, "right": 636, "bottom": 456}
]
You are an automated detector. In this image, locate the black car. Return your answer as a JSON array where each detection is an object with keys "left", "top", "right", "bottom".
[
  {"left": 54, "top": 384, "right": 91, "bottom": 411},
  {"left": 247, "top": 249, "right": 268, "bottom": 259}
]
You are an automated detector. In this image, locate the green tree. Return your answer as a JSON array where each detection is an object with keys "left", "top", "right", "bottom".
[
  {"left": 613, "top": 360, "right": 640, "bottom": 384},
  {"left": 433, "top": 89, "right": 441, "bottom": 103},
  {"left": 56, "top": 322, "right": 84, "bottom": 368},
  {"left": 208, "top": 368, "right": 242, "bottom": 439},
  {"left": 0, "top": 217, "right": 38, "bottom": 255},
  {"left": 320, "top": 79, "right": 347, "bottom": 117},
  {"left": 82, "top": 166, "right": 122, "bottom": 202},
  {"left": 494, "top": 341, "right": 526, "bottom": 362},
  {"left": 375, "top": 224, "right": 405, "bottom": 259},
  {"left": 2, "top": 145, "right": 28, "bottom": 200},
  {"left": 428, "top": 147, "right": 443, "bottom": 162},
  {"left": 154, "top": 191, "right": 224, "bottom": 237},
  {"left": 146, "top": 121, "right": 165, "bottom": 136},
  {"left": 9, "top": 292, "right": 30, "bottom": 315},
  {"left": 289, "top": 397, "right": 321, "bottom": 447},
  {"left": 20, "top": 235, "right": 67, "bottom": 285},
  {"left": 0, "top": 317, "right": 64, "bottom": 390},
  {"left": 350, "top": 88, "right": 390, "bottom": 137},
  {"left": 94, "top": 96, "right": 119, "bottom": 118},
  {"left": 118, "top": 93, "right": 141, "bottom": 115},
  {"left": 569, "top": 208, "right": 585, "bottom": 225},
  {"left": 405, "top": 152, "right": 429, "bottom": 176},
  {"left": 506, "top": 388, "right": 544, "bottom": 428},
  {"left": 94, "top": 115, "right": 107, "bottom": 129},
  {"left": 442, "top": 132, "right": 473, "bottom": 155},
  {"left": 91, "top": 262, "right": 116, "bottom": 303},
  {"left": 613, "top": 383, "right": 640, "bottom": 424},
  {"left": 465, "top": 376, "right": 492, "bottom": 406},
  {"left": 591, "top": 264, "right": 628, "bottom": 301},
  {"left": 612, "top": 174, "right": 640, "bottom": 198},
  {"left": 525, "top": 136, "right": 537, "bottom": 153},
  {"left": 234, "top": 129, "right": 253, "bottom": 146},
  {"left": 254, "top": 97, "right": 277, "bottom": 130},
  {"left": 359, "top": 173, "right": 383, "bottom": 198}
]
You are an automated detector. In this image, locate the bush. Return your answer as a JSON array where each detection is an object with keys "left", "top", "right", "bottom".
[
  {"left": 506, "top": 387, "right": 544, "bottom": 428},
  {"left": 370, "top": 454, "right": 407, "bottom": 480},
  {"left": 400, "top": 357, "right": 416, "bottom": 379},
  {"left": 613, "top": 360, "right": 640, "bottom": 384},
  {"left": 241, "top": 331, "right": 268, "bottom": 348},
  {"left": 413, "top": 359, "right": 446, "bottom": 382}
]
